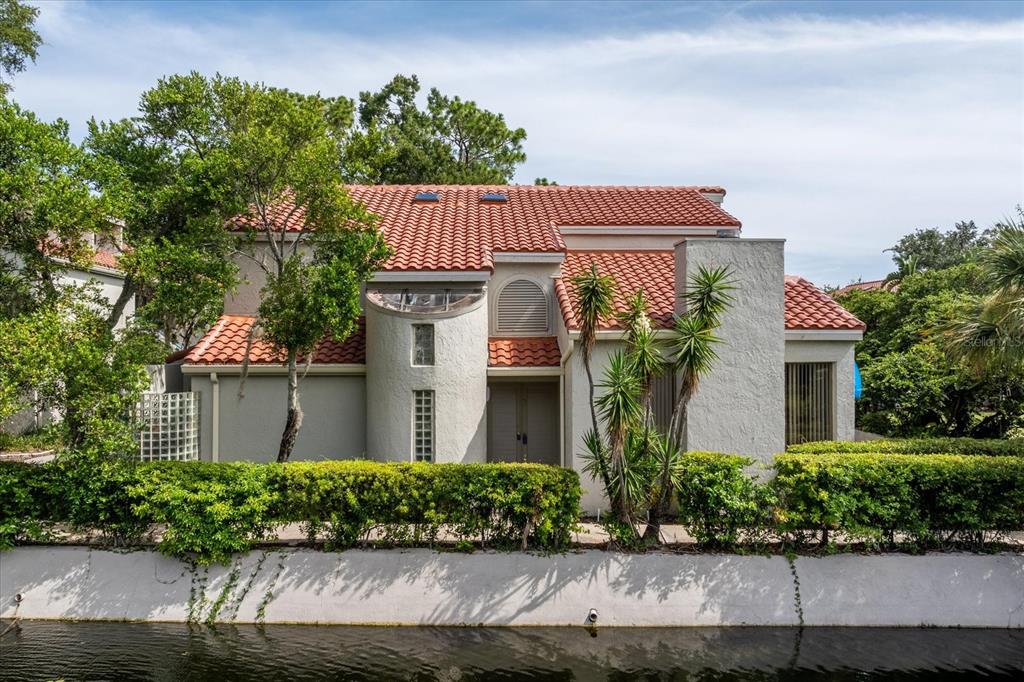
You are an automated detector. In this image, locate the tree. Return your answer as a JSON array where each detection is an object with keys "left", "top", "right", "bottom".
[
  {"left": 342, "top": 74, "right": 527, "bottom": 184},
  {"left": 885, "top": 220, "right": 990, "bottom": 276},
  {"left": 153, "top": 74, "right": 392, "bottom": 462},
  {"left": 84, "top": 96, "right": 241, "bottom": 346},
  {"left": 0, "top": 0, "right": 41, "bottom": 95},
  {"left": 569, "top": 264, "right": 616, "bottom": 499},
  {"left": 0, "top": 286, "right": 162, "bottom": 453},
  {"left": 0, "top": 98, "right": 113, "bottom": 317}
]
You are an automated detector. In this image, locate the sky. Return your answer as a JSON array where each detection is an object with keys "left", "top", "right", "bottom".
[{"left": 10, "top": 0, "right": 1024, "bottom": 286}]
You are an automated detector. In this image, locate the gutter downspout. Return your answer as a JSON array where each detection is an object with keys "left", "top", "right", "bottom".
[
  {"left": 559, "top": 340, "right": 574, "bottom": 469},
  {"left": 210, "top": 372, "right": 220, "bottom": 462}
]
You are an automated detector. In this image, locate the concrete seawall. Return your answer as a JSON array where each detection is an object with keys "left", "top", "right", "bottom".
[{"left": 1, "top": 547, "right": 1022, "bottom": 627}]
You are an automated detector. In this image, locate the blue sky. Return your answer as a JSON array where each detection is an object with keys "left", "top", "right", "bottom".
[{"left": 11, "top": 1, "right": 1024, "bottom": 285}]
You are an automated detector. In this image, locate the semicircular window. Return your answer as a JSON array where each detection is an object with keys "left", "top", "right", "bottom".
[
  {"left": 496, "top": 279, "right": 549, "bottom": 334},
  {"left": 366, "top": 287, "right": 485, "bottom": 315}
]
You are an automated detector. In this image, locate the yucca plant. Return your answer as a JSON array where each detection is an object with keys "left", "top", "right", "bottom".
[{"left": 570, "top": 263, "right": 616, "bottom": 491}]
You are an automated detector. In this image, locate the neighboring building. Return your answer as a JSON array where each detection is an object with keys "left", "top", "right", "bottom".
[
  {"left": 178, "top": 185, "right": 864, "bottom": 512},
  {"left": 833, "top": 278, "right": 892, "bottom": 297}
]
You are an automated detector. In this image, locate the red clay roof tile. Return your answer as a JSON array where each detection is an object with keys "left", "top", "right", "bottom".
[
  {"left": 488, "top": 337, "right": 561, "bottom": 367},
  {"left": 183, "top": 315, "right": 366, "bottom": 365},
  {"left": 230, "top": 185, "right": 741, "bottom": 272},
  {"left": 556, "top": 252, "right": 864, "bottom": 332}
]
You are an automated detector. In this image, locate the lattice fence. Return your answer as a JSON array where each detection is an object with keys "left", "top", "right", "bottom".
[{"left": 137, "top": 392, "right": 199, "bottom": 461}]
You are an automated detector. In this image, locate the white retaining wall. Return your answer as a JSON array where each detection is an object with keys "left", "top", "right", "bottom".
[{"left": 1, "top": 547, "right": 1021, "bottom": 627}]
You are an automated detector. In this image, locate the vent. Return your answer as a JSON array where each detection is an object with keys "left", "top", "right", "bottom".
[
  {"left": 497, "top": 279, "right": 548, "bottom": 334},
  {"left": 481, "top": 192, "right": 508, "bottom": 202},
  {"left": 414, "top": 191, "right": 439, "bottom": 201}
]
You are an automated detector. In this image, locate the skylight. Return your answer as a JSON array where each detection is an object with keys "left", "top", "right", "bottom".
[
  {"left": 480, "top": 192, "right": 508, "bottom": 202},
  {"left": 414, "top": 191, "right": 439, "bottom": 202}
]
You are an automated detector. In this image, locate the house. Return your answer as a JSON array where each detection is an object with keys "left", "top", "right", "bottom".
[{"left": 177, "top": 185, "right": 864, "bottom": 512}]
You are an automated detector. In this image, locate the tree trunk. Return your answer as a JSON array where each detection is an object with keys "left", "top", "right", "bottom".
[
  {"left": 277, "top": 351, "right": 303, "bottom": 463},
  {"left": 644, "top": 378, "right": 693, "bottom": 543},
  {"left": 104, "top": 275, "right": 136, "bottom": 331}
]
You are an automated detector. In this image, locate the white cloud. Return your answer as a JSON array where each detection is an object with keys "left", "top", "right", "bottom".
[{"left": 14, "top": 3, "right": 1024, "bottom": 285}]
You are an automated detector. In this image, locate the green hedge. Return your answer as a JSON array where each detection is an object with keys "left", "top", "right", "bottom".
[
  {"left": 787, "top": 437, "right": 1024, "bottom": 457},
  {"left": 0, "top": 459, "right": 580, "bottom": 563},
  {"left": 774, "top": 453, "right": 1024, "bottom": 546},
  {"left": 675, "top": 452, "right": 776, "bottom": 548}
]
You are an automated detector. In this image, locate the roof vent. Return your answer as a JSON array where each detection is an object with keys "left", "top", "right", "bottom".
[
  {"left": 480, "top": 192, "right": 508, "bottom": 202},
  {"left": 414, "top": 191, "right": 439, "bottom": 202}
]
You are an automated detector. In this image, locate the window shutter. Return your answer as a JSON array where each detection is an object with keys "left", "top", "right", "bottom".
[{"left": 496, "top": 280, "right": 549, "bottom": 334}]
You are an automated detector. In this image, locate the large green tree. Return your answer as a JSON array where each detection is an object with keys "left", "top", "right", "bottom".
[
  {"left": 885, "top": 220, "right": 991, "bottom": 277},
  {"left": 145, "top": 73, "right": 391, "bottom": 462},
  {"left": 85, "top": 86, "right": 242, "bottom": 346},
  {"left": 840, "top": 213, "right": 1024, "bottom": 437},
  {"left": 342, "top": 74, "right": 526, "bottom": 184},
  {"left": 0, "top": 0, "right": 41, "bottom": 95},
  {"left": 0, "top": 98, "right": 113, "bottom": 317}
]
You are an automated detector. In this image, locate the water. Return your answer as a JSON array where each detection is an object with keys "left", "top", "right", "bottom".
[{"left": 1, "top": 621, "right": 1022, "bottom": 680}]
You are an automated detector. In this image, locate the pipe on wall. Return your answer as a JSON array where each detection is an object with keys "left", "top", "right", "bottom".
[{"left": 210, "top": 372, "right": 220, "bottom": 462}]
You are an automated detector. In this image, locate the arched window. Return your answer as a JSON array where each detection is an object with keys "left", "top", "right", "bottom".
[{"left": 496, "top": 279, "right": 549, "bottom": 334}]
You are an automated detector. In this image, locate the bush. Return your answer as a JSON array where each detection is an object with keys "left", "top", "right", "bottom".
[
  {"left": 272, "top": 461, "right": 580, "bottom": 551},
  {"left": 774, "top": 452, "right": 1024, "bottom": 547},
  {"left": 0, "top": 459, "right": 581, "bottom": 563},
  {"left": 675, "top": 452, "right": 776, "bottom": 548},
  {"left": 787, "top": 438, "right": 1024, "bottom": 457}
]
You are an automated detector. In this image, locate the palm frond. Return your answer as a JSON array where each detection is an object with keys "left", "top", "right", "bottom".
[
  {"left": 570, "top": 263, "right": 615, "bottom": 355},
  {"left": 667, "top": 313, "right": 721, "bottom": 376},
  {"left": 683, "top": 265, "right": 735, "bottom": 327},
  {"left": 596, "top": 351, "right": 643, "bottom": 434}
]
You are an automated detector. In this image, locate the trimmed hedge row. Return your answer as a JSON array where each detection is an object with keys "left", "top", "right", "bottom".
[
  {"left": 787, "top": 437, "right": 1024, "bottom": 457},
  {"left": 773, "top": 453, "right": 1024, "bottom": 546},
  {"left": 673, "top": 450, "right": 1024, "bottom": 549},
  {"left": 0, "top": 458, "right": 581, "bottom": 563}
]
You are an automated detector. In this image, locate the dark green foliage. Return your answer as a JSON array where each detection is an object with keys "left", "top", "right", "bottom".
[
  {"left": 0, "top": 459, "right": 580, "bottom": 563},
  {"left": 674, "top": 452, "right": 776, "bottom": 548},
  {"left": 0, "top": 0, "right": 41, "bottom": 94},
  {"left": 774, "top": 453, "right": 1024, "bottom": 547},
  {"left": 787, "top": 437, "right": 1024, "bottom": 457},
  {"left": 886, "top": 221, "right": 991, "bottom": 276},
  {"left": 273, "top": 461, "right": 580, "bottom": 551}
]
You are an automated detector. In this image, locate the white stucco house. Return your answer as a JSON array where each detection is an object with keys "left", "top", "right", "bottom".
[{"left": 176, "top": 185, "right": 864, "bottom": 511}]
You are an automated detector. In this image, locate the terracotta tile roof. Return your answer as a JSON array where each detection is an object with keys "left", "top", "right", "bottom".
[
  {"left": 556, "top": 252, "right": 678, "bottom": 330},
  {"left": 833, "top": 278, "right": 893, "bottom": 297},
  {"left": 556, "top": 252, "right": 864, "bottom": 332},
  {"left": 488, "top": 337, "right": 561, "bottom": 367},
  {"left": 91, "top": 250, "right": 120, "bottom": 270},
  {"left": 784, "top": 276, "right": 866, "bottom": 330},
  {"left": 230, "top": 185, "right": 741, "bottom": 272},
  {"left": 183, "top": 315, "right": 366, "bottom": 365}
]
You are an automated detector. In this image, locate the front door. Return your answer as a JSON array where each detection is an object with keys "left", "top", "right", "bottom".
[{"left": 487, "top": 382, "right": 560, "bottom": 465}]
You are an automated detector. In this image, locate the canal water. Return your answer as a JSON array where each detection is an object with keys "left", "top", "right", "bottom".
[{"left": 1, "top": 621, "right": 1022, "bottom": 680}]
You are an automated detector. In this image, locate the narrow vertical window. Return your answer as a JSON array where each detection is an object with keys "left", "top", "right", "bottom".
[
  {"left": 785, "top": 362, "right": 834, "bottom": 445},
  {"left": 412, "top": 324, "right": 434, "bottom": 366},
  {"left": 413, "top": 390, "right": 434, "bottom": 462}
]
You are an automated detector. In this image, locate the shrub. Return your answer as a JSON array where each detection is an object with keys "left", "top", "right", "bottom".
[
  {"left": 774, "top": 452, "right": 1024, "bottom": 547},
  {"left": 272, "top": 461, "right": 580, "bottom": 551},
  {"left": 787, "top": 438, "right": 1024, "bottom": 457},
  {"left": 128, "top": 461, "right": 280, "bottom": 564},
  {"left": 675, "top": 452, "right": 776, "bottom": 548},
  {"left": 0, "top": 461, "right": 49, "bottom": 548},
  {"left": 0, "top": 459, "right": 580, "bottom": 562}
]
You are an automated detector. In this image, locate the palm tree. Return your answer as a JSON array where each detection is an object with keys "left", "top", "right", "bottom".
[
  {"left": 594, "top": 350, "right": 644, "bottom": 534},
  {"left": 619, "top": 289, "right": 662, "bottom": 424},
  {"left": 645, "top": 265, "right": 734, "bottom": 542},
  {"left": 944, "top": 214, "right": 1024, "bottom": 373},
  {"left": 570, "top": 263, "right": 615, "bottom": 491}
]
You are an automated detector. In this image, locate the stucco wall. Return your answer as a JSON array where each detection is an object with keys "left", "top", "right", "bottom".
[
  {"left": 784, "top": 339, "right": 857, "bottom": 441},
  {"left": 224, "top": 240, "right": 314, "bottom": 316},
  {"left": 189, "top": 373, "right": 366, "bottom": 462},
  {"left": 365, "top": 293, "right": 489, "bottom": 462},
  {"left": 4, "top": 547, "right": 1022, "bottom": 627},
  {"left": 59, "top": 268, "right": 134, "bottom": 328},
  {"left": 677, "top": 238, "right": 786, "bottom": 462}
]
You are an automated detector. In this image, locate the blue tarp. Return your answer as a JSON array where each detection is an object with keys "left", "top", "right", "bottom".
[{"left": 854, "top": 360, "right": 863, "bottom": 400}]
